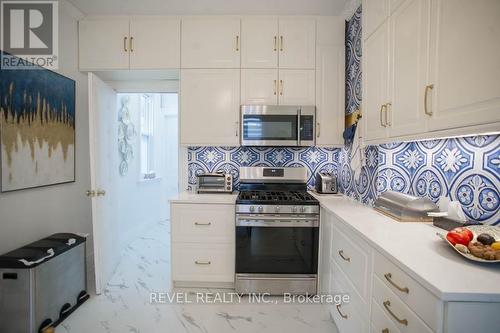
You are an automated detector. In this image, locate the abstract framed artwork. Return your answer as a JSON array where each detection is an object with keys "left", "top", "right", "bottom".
[{"left": 0, "top": 52, "right": 75, "bottom": 192}]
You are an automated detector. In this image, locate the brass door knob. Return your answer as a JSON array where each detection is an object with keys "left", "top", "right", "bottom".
[
  {"left": 96, "top": 189, "right": 106, "bottom": 196},
  {"left": 86, "top": 190, "right": 96, "bottom": 197}
]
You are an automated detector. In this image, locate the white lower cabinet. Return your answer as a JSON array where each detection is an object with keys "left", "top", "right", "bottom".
[
  {"left": 172, "top": 243, "right": 234, "bottom": 283},
  {"left": 319, "top": 207, "right": 500, "bottom": 333},
  {"left": 170, "top": 203, "right": 235, "bottom": 286}
]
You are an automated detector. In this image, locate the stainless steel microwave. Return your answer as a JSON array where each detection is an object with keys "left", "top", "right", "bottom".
[{"left": 240, "top": 105, "right": 316, "bottom": 147}]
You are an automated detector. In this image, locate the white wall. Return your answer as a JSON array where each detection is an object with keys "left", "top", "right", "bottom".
[
  {"left": 115, "top": 93, "right": 178, "bottom": 248},
  {"left": 0, "top": 0, "right": 93, "bottom": 280}
]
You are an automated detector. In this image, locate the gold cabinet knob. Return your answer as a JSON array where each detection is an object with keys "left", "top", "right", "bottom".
[{"left": 86, "top": 190, "right": 95, "bottom": 197}]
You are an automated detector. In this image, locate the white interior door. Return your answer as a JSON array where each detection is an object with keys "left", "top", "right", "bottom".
[{"left": 88, "top": 73, "right": 120, "bottom": 294}]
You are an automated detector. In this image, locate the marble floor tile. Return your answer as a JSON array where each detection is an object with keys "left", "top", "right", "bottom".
[{"left": 57, "top": 220, "right": 339, "bottom": 333}]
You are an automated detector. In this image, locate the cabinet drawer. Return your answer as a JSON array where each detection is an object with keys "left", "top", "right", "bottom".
[
  {"left": 372, "top": 275, "right": 433, "bottom": 333},
  {"left": 172, "top": 243, "right": 234, "bottom": 282},
  {"left": 171, "top": 204, "right": 234, "bottom": 243},
  {"left": 331, "top": 258, "right": 369, "bottom": 317},
  {"left": 332, "top": 223, "right": 371, "bottom": 300},
  {"left": 371, "top": 298, "right": 402, "bottom": 333},
  {"left": 373, "top": 251, "right": 440, "bottom": 331},
  {"left": 330, "top": 264, "right": 369, "bottom": 333}
]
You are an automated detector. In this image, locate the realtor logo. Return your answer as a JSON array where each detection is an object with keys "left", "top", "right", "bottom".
[{"left": 1, "top": 0, "right": 58, "bottom": 69}]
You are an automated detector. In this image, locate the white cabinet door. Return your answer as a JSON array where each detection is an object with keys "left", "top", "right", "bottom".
[
  {"left": 278, "top": 70, "right": 315, "bottom": 105},
  {"left": 278, "top": 18, "right": 316, "bottom": 69},
  {"left": 363, "top": 21, "right": 390, "bottom": 141},
  {"left": 129, "top": 17, "right": 180, "bottom": 69},
  {"left": 318, "top": 210, "right": 333, "bottom": 294},
  {"left": 180, "top": 69, "right": 240, "bottom": 146},
  {"left": 363, "top": 0, "right": 390, "bottom": 40},
  {"left": 79, "top": 18, "right": 129, "bottom": 70},
  {"left": 241, "top": 17, "right": 278, "bottom": 68},
  {"left": 181, "top": 17, "right": 240, "bottom": 68},
  {"left": 316, "top": 44, "right": 344, "bottom": 146},
  {"left": 241, "top": 69, "right": 279, "bottom": 105},
  {"left": 428, "top": 0, "right": 500, "bottom": 131},
  {"left": 388, "top": 0, "right": 430, "bottom": 137}
]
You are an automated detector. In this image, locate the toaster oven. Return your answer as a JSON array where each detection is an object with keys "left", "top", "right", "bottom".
[{"left": 196, "top": 173, "right": 233, "bottom": 193}]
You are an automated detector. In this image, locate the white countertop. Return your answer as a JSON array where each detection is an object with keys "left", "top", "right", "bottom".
[
  {"left": 169, "top": 191, "right": 238, "bottom": 205},
  {"left": 311, "top": 193, "right": 500, "bottom": 302}
]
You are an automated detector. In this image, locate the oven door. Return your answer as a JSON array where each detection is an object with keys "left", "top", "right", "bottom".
[
  {"left": 235, "top": 215, "right": 319, "bottom": 275},
  {"left": 240, "top": 105, "right": 300, "bottom": 146}
]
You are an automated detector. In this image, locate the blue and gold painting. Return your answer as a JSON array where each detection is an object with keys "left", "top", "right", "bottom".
[{"left": 0, "top": 52, "right": 75, "bottom": 192}]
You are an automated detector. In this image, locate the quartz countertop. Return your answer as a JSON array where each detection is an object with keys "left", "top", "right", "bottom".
[
  {"left": 169, "top": 191, "right": 238, "bottom": 205},
  {"left": 311, "top": 193, "right": 500, "bottom": 302}
]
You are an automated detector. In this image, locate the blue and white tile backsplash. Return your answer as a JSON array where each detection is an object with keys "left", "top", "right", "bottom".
[
  {"left": 188, "top": 147, "right": 340, "bottom": 190},
  {"left": 185, "top": 5, "right": 499, "bottom": 225}
]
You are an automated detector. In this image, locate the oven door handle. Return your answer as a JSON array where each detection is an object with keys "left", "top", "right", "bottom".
[{"left": 236, "top": 215, "right": 319, "bottom": 227}]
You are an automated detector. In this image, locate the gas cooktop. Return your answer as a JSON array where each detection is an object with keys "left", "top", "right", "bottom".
[{"left": 236, "top": 190, "right": 319, "bottom": 205}]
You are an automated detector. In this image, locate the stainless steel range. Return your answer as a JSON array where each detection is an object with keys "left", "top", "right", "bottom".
[{"left": 235, "top": 167, "right": 319, "bottom": 295}]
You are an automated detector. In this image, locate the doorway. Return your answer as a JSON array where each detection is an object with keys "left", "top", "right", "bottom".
[{"left": 89, "top": 74, "right": 178, "bottom": 294}]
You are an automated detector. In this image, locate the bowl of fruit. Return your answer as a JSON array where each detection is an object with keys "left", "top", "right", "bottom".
[{"left": 437, "top": 225, "right": 500, "bottom": 263}]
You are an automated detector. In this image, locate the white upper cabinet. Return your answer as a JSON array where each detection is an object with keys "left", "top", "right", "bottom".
[
  {"left": 363, "top": 21, "right": 390, "bottom": 141},
  {"left": 363, "top": 0, "right": 389, "bottom": 40},
  {"left": 241, "top": 17, "right": 278, "bottom": 68},
  {"left": 129, "top": 17, "right": 180, "bottom": 69},
  {"left": 180, "top": 69, "right": 240, "bottom": 146},
  {"left": 388, "top": 0, "right": 430, "bottom": 137},
  {"left": 428, "top": 0, "right": 500, "bottom": 131},
  {"left": 241, "top": 69, "right": 279, "bottom": 105},
  {"left": 79, "top": 17, "right": 180, "bottom": 71},
  {"left": 79, "top": 18, "right": 130, "bottom": 70},
  {"left": 278, "top": 70, "right": 315, "bottom": 105},
  {"left": 315, "top": 16, "right": 345, "bottom": 146},
  {"left": 278, "top": 18, "right": 316, "bottom": 69},
  {"left": 181, "top": 17, "right": 241, "bottom": 68}
]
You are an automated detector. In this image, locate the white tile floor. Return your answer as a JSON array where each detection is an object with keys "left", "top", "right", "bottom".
[{"left": 57, "top": 220, "right": 339, "bottom": 333}]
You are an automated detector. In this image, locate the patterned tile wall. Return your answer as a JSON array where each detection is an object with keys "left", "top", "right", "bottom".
[
  {"left": 340, "top": 5, "right": 499, "bottom": 225},
  {"left": 187, "top": 147, "right": 340, "bottom": 190}
]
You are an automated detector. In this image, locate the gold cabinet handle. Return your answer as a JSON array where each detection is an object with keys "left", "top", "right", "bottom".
[
  {"left": 86, "top": 190, "right": 96, "bottom": 197},
  {"left": 383, "top": 301, "right": 408, "bottom": 326},
  {"left": 273, "top": 80, "right": 277, "bottom": 95},
  {"left": 279, "top": 79, "right": 283, "bottom": 95},
  {"left": 316, "top": 122, "right": 320, "bottom": 138},
  {"left": 385, "top": 102, "right": 392, "bottom": 126},
  {"left": 96, "top": 189, "right": 106, "bottom": 197},
  {"left": 129, "top": 36, "right": 134, "bottom": 52},
  {"left": 236, "top": 35, "right": 240, "bottom": 51},
  {"left": 194, "top": 222, "right": 211, "bottom": 226},
  {"left": 338, "top": 250, "right": 351, "bottom": 262},
  {"left": 280, "top": 36, "right": 284, "bottom": 51},
  {"left": 123, "top": 36, "right": 128, "bottom": 52},
  {"left": 384, "top": 273, "right": 409, "bottom": 294},
  {"left": 380, "top": 104, "right": 387, "bottom": 127},
  {"left": 380, "top": 104, "right": 386, "bottom": 127},
  {"left": 274, "top": 36, "right": 277, "bottom": 51},
  {"left": 382, "top": 329, "right": 390, "bottom": 333},
  {"left": 336, "top": 304, "right": 348, "bottom": 319},
  {"left": 424, "top": 84, "right": 434, "bottom": 116},
  {"left": 195, "top": 260, "right": 211, "bottom": 265}
]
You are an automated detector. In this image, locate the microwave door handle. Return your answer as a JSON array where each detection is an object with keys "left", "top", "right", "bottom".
[{"left": 297, "top": 108, "right": 301, "bottom": 146}]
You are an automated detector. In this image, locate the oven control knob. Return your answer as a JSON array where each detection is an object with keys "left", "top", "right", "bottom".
[
  {"left": 292, "top": 206, "right": 298, "bottom": 213},
  {"left": 300, "top": 206, "right": 306, "bottom": 213},
  {"left": 258, "top": 206, "right": 264, "bottom": 213},
  {"left": 249, "top": 206, "right": 255, "bottom": 213},
  {"left": 275, "top": 206, "right": 280, "bottom": 213}
]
